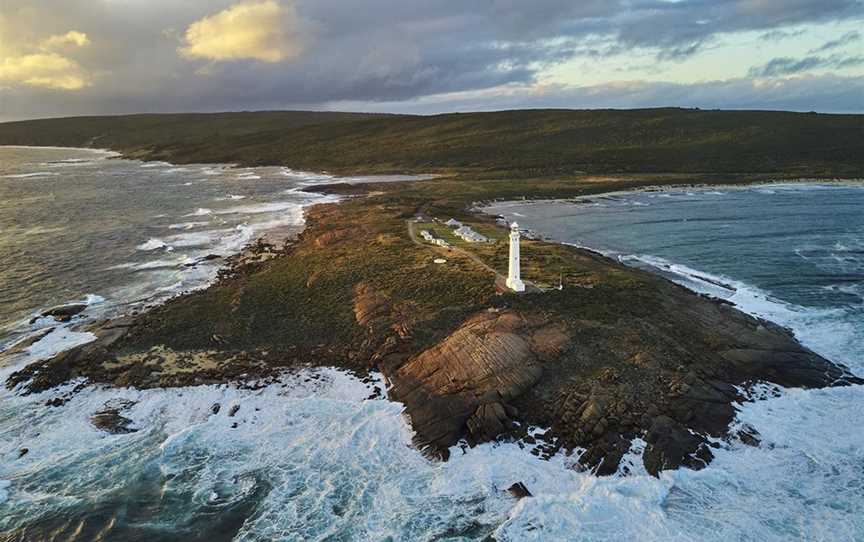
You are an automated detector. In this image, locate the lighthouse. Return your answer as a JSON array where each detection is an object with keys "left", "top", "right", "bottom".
[{"left": 506, "top": 222, "right": 526, "bottom": 292}]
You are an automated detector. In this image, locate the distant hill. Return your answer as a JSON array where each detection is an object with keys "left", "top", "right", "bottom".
[{"left": 1, "top": 108, "right": 861, "bottom": 177}]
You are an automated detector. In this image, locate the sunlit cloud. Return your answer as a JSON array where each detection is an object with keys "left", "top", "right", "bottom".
[
  {"left": 0, "top": 30, "right": 90, "bottom": 90},
  {"left": 179, "top": 0, "right": 302, "bottom": 63},
  {"left": 42, "top": 31, "right": 90, "bottom": 50}
]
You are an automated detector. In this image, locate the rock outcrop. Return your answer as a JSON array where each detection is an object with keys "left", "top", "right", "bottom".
[{"left": 387, "top": 310, "right": 569, "bottom": 457}]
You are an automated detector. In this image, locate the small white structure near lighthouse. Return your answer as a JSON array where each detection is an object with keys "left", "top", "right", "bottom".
[{"left": 506, "top": 222, "right": 526, "bottom": 292}]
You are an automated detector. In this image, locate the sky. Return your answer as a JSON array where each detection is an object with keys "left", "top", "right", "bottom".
[{"left": 0, "top": 0, "right": 863, "bottom": 121}]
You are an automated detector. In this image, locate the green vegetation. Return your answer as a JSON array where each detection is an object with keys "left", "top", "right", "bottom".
[{"left": 1, "top": 108, "right": 861, "bottom": 177}]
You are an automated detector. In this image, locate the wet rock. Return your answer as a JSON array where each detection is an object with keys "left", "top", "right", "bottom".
[
  {"left": 30, "top": 303, "right": 88, "bottom": 324},
  {"left": 211, "top": 403, "right": 221, "bottom": 415},
  {"left": 228, "top": 404, "right": 240, "bottom": 417},
  {"left": 643, "top": 416, "right": 713, "bottom": 476},
  {"left": 507, "top": 482, "right": 532, "bottom": 499},
  {"left": 467, "top": 401, "right": 513, "bottom": 441},
  {"left": 17, "top": 448, "right": 29, "bottom": 459},
  {"left": 91, "top": 399, "right": 138, "bottom": 434},
  {"left": 735, "top": 424, "right": 762, "bottom": 447}
]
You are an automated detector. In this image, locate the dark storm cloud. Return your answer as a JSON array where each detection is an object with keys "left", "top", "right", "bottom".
[
  {"left": 611, "top": 0, "right": 863, "bottom": 60},
  {"left": 1, "top": 0, "right": 863, "bottom": 119}
]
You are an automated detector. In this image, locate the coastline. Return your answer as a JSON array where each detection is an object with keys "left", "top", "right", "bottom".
[
  {"left": 3, "top": 153, "right": 861, "bottom": 477},
  {"left": 0, "top": 146, "right": 358, "bottom": 359}
]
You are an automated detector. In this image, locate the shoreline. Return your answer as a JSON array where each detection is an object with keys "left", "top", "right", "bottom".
[
  {"left": 479, "top": 182, "right": 864, "bottom": 365},
  {"left": 0, "top": 147, "right": 345, "bottom": 362},
  {"left": 4, "top": 161, "right": 861, "bottom": 477}
]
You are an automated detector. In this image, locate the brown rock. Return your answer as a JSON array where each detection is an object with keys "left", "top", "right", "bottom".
[
  {"left": 388, "top": 310, "right": 547, "bottom": 454},
  {"left": 353, "top": 283, "right": 392, "bottom": 330}
]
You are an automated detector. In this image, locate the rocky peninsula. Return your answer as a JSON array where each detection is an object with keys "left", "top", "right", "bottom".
[
  {"left": 5, "top": 172, "right": 861, "bottom": 476},
  {"left": 2, "top": 109, "right": 862, "bottom": 476}
]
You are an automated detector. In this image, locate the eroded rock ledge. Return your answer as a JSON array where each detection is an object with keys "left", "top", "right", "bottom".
[{"left": 5, "top": 195, "right": 860, "bottom": 477}]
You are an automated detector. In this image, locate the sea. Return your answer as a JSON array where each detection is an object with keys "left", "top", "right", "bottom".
[{"left": 1, "top": 147, "right": 862, "bottom": 541}]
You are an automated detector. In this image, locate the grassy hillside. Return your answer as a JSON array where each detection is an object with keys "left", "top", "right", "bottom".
[{"left": 0, "top": 108, "right": 861, "bottom": 177}]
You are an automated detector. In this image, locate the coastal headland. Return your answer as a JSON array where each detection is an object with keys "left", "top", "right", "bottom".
[{"left": 2, "top": 108, "right": 863, "bottom": 475}]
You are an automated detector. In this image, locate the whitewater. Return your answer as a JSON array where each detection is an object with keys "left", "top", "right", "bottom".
[{"left": 2, "top": 149, "right": 863, "bottom": 540}]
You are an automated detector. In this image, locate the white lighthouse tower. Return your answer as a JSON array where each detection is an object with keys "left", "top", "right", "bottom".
[{"left": 506, "top": 222, "right": 526, "bottom": 292}]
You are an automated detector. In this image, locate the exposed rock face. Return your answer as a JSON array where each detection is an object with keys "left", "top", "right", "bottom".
[
  {"left": 353, "top": 283, "right": 392, "bottom": 330},
  {"left": 387, "top": 310, "right": 569, "bottom": 457}
]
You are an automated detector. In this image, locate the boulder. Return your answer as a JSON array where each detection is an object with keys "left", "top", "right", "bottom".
[
  {"left": 507, "top": 482, "right": 532, "bottom": 499},
  {"left": 30, "top": 303, "right": 87, "bottom": 324}
]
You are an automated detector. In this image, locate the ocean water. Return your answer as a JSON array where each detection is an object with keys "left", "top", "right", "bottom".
[
  {"left": 0, "top": 147, "right": 427, "bottom": 350},
  {"left": 2, "top": 153, "right": 864, "bottom": 541}
]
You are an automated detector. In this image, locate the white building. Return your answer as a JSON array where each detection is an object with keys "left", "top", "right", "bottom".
[
  {"left": 420, "top": 229, "right": 451, "bottom": 248},
  {"left": 454, "top": 225, "right": 488, "bottom": 243},
  {"left": 506, "top": 222, "right": 525, "bottom": 292}
]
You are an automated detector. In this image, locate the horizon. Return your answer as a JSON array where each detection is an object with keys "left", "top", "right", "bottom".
[
  {"left": 1, "top": 105, "right": 862, "bottom": 126},
  {"left": 1, "top": 0, "right": 863, "bottom": 122}
]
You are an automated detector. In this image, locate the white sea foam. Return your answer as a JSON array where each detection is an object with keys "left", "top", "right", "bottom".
[
  {"left": 24, "top": 327, "right": 97, "bottom": 363},
  {"left": 187, "top": 208, "right": 213, "bottom": 217},
  {"left": 108, "top": 259, "right": 181, "bottom": 272},
  {"left": 168, "top": 221, "right": 209, "bottom": 230},
  {"left": 12, "top": 362, "right": 854, "bottom": 541},
  {"left": 619, "top": 253, "right": 861, "bottom": 368},
  {"left": 215, "top": 201, "right": 302, "bottom": 215},
  {"left": 214, "top": 194, "right": 246, "bottom": 201},
  {"left": 3, "top": 172, "right": 59, "bottom": 179},
  {"left": 136, "top": 238, "right": 171, "bottom": 251}
]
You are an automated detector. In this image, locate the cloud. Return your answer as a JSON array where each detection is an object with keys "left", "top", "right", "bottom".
[
  {"left": 749, "top": 54, "right": 864, "bottom": 77},
  {"left": 0, "top": 30, "right": 90, "bottom": 90},
  {"left": 179, "top": 0, "right": 303, "bottom": 63},
  {"left": 42, "top": 31, "right": 90, "bottom": 49},
  {"left": 759, "top": 29, "right": 807, "bottom": 41},
  {"left": 612, "top": 0, "right": 864, "bottom": 60},
  {"left": 1, "top": 0, "right": 863, "bottom": 119},
  {"left": 809, "top": 30, "right": 861, "bottom": 53},
  {"left": 340, "top": 74, "right": 864, "bottom": 115}
]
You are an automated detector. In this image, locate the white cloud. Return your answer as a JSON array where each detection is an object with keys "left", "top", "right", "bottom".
[
  {"left": 42, "top": 31, "right": 90, "bottom": 49},
  {"left": 179, "top": 0, "right": 302, "bottom": 63},
  {"left": 0, "top": 30, "right": 90, "bottom": 90}
]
